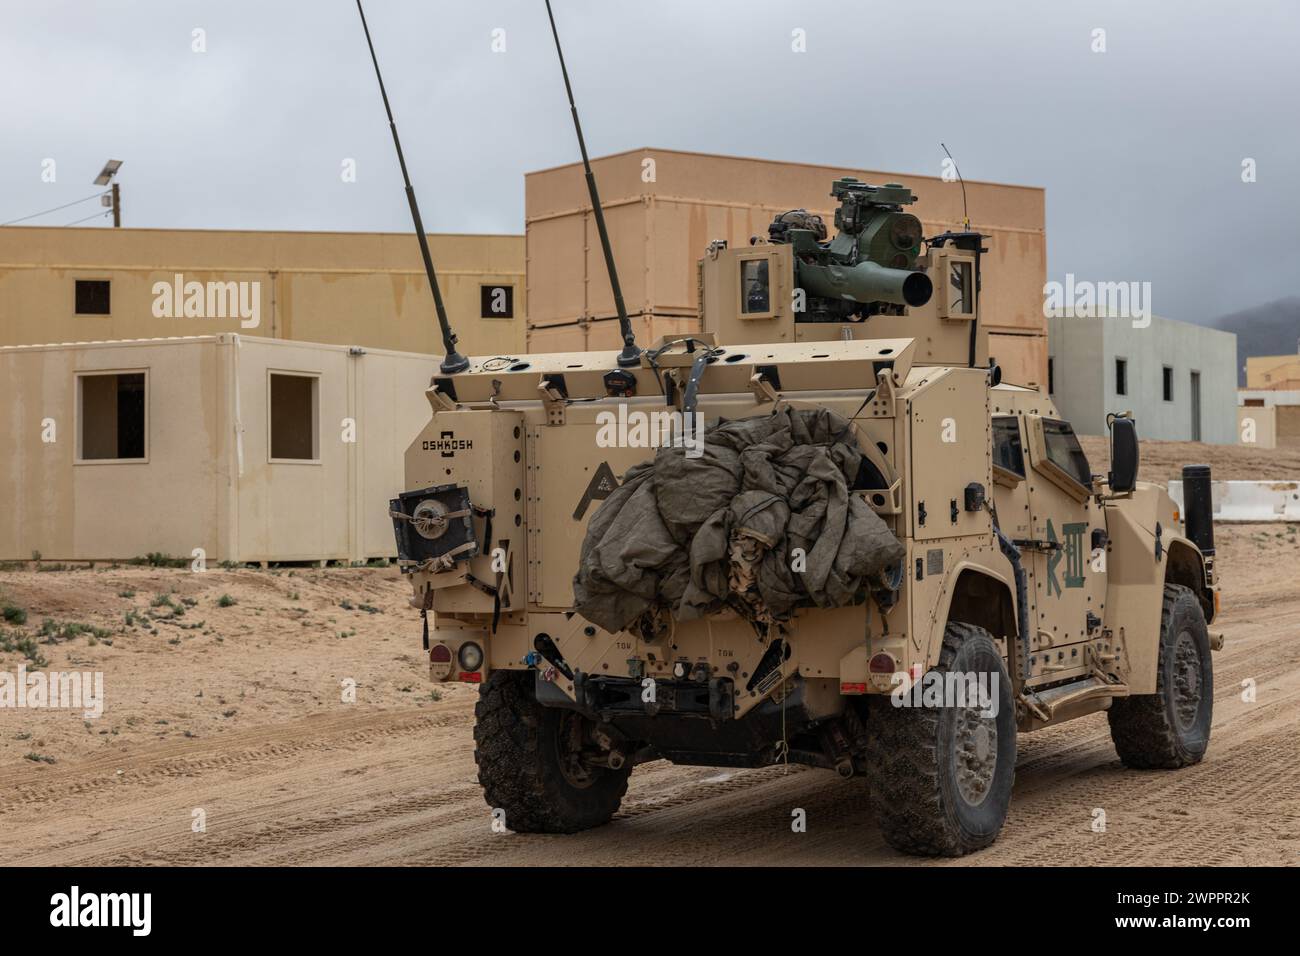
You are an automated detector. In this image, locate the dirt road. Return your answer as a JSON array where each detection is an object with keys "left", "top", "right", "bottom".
[{"left": 2, "top": 520, "right": 1298, "bottom": 866}]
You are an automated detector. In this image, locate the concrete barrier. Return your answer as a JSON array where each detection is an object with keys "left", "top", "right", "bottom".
[{"left": 1168, "top": 479, "right": 1300, "bottom": 522}]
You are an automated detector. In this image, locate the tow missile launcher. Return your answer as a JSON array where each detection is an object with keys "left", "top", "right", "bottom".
[{"left": 765, "top": 178, "right": 933, "bottom": 320}]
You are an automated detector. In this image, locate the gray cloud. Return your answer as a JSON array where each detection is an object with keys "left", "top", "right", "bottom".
[{"left": 2, "top": 0, "right": 1296, "bottom": 324}]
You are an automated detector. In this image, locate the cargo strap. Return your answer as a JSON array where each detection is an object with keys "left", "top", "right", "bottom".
[
  {"left": 465, "top": 572, "right": 503, "bottom": 634},
  {"left": 473, "top": 505, "right": 494, "bottom": 555},
  {"left": 411, "top": 541, "right": 477, "bottom": 574},
  {"left": 388, "top": 507, "right": 471, "bottom": 522}
]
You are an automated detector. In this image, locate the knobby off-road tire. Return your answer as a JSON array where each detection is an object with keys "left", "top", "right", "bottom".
[
  {"left": 866, "top": 621, "right": 1017, "bottom": 856},
  {"left": 473, "top": 670, "right": 631, "bottom": 833},
  {"left": 1108, "top": 583, "right": 1213, "bottom": 769}
]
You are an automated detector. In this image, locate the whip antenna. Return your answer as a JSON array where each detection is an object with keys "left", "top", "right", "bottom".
[
  {"left": 545, "top": 0, "right": 641, "bottom": 368},
  {"left": 356, "top": 0, "right": 468, "bottom": 374}
]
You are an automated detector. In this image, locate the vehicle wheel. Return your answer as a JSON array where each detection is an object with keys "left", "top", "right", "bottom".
[
  {"left": 1108, "top": 583, "right": 1213, "bottom": 769},
  {"left": 473, "top": 670, "right": 631, "bottom": 833},
  {"left": 866, "top": 621, "right": 1017, "bottom": 856}
]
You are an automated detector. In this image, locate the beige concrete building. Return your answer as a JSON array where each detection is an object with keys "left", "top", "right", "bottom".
[
  {"left": 0, "top": 226, "right": 525, "bottom": 357},
  {"left": 1245, "top": 354, "right": 1300, "bottom": 391},
  {"left": 1239, "top": 390, "right": 1300, "bottom": 450},
  {"left": 1237, "top": 405, "right": 1277, "bottom": 449},
  {"left": 1240, "top": 352, "right": 1300, "bottom": 450},
  {"left": 524, "top": 148, "right": 1048, "bottom": 388},
  {"left": 0, "top": 335, "right": 437, "bottom": 563}
]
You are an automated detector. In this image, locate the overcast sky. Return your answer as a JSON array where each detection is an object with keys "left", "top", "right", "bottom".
[{"left": 2, "top": 0, "right": 1296, "bottom": 325}]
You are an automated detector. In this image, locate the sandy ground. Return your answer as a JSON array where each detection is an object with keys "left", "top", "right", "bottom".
[
  {"left": 1078, "top": 434, "right": 1300, "bottom": 483},
  {"left": 2, "top": 444, "right": 1298, "bottom": 866}
]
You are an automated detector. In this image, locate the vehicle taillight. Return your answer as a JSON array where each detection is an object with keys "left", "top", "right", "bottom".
[
  {"left": 869, "top": 653, "right": 896, "bottom": 674},
  {"left": 428, "top": 642, "right": 453, "bottom": 682}
]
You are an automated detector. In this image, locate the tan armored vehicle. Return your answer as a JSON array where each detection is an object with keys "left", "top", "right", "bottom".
[
  {"left": 364, "top": 3, "right": 1220, "bottom": 856},
  {"left": 389, "top": 182, "right": 1220, "bottom": 856}
]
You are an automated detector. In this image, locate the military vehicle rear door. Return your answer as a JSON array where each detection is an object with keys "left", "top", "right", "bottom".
[{"left": 1022, "top": 416, "right": 1107, "bottom": 683}]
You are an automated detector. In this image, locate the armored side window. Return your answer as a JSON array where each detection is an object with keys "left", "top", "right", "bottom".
[
  {"left": 992, "top": 416, "right": 1025, "bottom": 479},
  {"left": 948, "top": 260, "right": 974, "bottom": 315},
  {"left": 740, "top": 259, "right": 770, "bottom": 314},
  {"left": 1041, "top": 418, "right": 1091, "bottom": 489}
]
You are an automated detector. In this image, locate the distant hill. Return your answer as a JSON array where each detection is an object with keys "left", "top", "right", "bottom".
[{"left": 1210, "top": 297, "right": 1300, "bottom": 385}]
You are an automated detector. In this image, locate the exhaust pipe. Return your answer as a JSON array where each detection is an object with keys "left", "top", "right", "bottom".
[{"left": 1181, "top": 464, "right": 1215, "bottom": 555}]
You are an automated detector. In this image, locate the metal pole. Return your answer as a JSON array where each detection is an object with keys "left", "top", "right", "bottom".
[{"left": 111, "top": 182, "right": 120, "bottom": 228}]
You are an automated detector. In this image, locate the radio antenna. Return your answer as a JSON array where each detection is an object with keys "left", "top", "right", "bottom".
[
  {"left": 545, "top": 0, "right": 641, "bottom": 368},
  {"left": 356, "top": 0, "right": 468, "bottom": 374},
  {"left": 940, "top": 142, "right": 970, "bottom": 230}
]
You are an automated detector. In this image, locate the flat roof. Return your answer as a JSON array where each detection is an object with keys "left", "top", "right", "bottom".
[{"left": 526, "top": 145, "right": 1044, "bottom": 192}]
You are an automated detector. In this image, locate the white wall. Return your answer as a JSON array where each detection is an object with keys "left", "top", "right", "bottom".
[
  {"left": 1046, "top": 315, "right": 1106, "bottom": 434},
  {"left": 1049, "top": 315, "right": 1238, "bottom": 443}
]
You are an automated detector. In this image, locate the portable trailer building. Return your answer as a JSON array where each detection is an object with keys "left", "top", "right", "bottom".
[{"left": 0, "top": 334, "right": 437, "bottom": 564}]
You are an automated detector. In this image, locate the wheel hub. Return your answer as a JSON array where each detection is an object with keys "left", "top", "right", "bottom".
[{"left": 954, "top": 705, "right": 998, "bottom": 807}]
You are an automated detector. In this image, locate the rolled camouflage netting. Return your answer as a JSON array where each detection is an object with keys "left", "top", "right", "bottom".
[{"left": 573, "top": 405, "right": 904, "bottom": 633}]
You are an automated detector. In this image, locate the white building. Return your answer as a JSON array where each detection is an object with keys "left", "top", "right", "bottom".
[{"left": 1047, "top": 314, "right": 1237, "bottom": 443}]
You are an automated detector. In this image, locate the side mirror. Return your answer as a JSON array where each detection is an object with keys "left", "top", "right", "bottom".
[{"left": 1108, "top": 415, "right": 1139, "bottom": 493}]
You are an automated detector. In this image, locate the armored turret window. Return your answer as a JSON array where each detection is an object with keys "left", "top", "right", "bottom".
[
  {"left": 269, "top": 372, "right": 319, "bottom": 462},
  {"left": 1041, "top": 418, "right": 1091, "bottom": 489},
  {"left": 480, "top": 284, "right": 514, "bottom": 319},
  {"left": 948, "top": 261, "right": 974, "bottom": 315},
  {"left": 77, "top": 371, "right": 146, "bottom": 461},
  {"left": 75, "top": 279, "right": 111, "bottom": 315},
  {"left": 740, "top": 259, "right": 770, "bottom": 314},
  {"left": 992, "top": 416, "right": 1025, "bottom": 479}
]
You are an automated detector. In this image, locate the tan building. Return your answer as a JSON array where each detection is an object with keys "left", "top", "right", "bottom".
[
  {"left": 0, "top": 335, "right": 438, "bottom": 563},
  {"left": 1245, "top": 354, "right": 1300, "bottom": 391},
  {"left": 1239, "top": 390, "right": 1300, "bottom": 450},
  {"left": 524, "top": 147, "right": 1048, "bottom": 388},
  {"left": 0, "top": 226, "right": 525, "bottom": 356}
]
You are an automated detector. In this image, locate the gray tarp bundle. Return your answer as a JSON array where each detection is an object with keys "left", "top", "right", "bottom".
[{"left": 573, "top": 406, "right": 905, "bottom": 634}]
